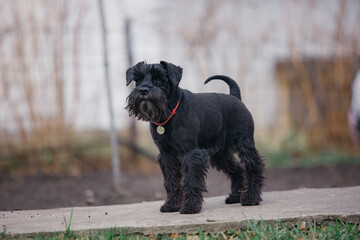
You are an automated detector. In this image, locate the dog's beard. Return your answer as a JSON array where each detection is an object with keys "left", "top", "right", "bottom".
[{"left": 126, "top": 90, "right": 170, "bottom": 123}]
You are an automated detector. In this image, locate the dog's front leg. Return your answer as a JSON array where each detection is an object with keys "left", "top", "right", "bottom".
[
  {"left": 181, "top": 149, "right": 209, "bottom": 214},
  {"left": 158, "top": 152, "right": 183, "bottom": 212}
]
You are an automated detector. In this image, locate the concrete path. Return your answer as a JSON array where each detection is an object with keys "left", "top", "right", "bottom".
[{"left": 1, "top": 186, "right": 360, "bottom": 236}]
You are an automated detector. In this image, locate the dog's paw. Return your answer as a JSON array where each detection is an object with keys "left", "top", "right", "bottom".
[
  {"left": 179, "top": 201, "right": 202, "bottom": 214},
  {"left": 240, "top": 193, "right": 261, "bottom": 206},
  {"left": 225, "top": 195, "right": 241, "bottom": 204},
  {"left": 160, "top": 203, "right": 181, "bottom": 213},
  {"left": 241, "top": 199, "right": 260, "bottom": 206},
  {"left": 179, "top": 206, "right": 201, "bottom": 214}
]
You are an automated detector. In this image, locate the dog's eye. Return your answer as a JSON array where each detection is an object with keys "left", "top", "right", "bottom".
[
  {"left": 134, "top": 81, "right": 141, "bottom": 87},
  {"left": 153, "top": 78, "right": 161, "bottom": 85}
]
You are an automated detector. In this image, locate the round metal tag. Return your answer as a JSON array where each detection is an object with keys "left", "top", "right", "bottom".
[{"left": 156, "top": 125, "right": 165, "bottom": 135}]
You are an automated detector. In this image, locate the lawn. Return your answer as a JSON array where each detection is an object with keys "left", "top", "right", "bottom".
[{"left": 3, "top": 218, "right": 359, "bottom": 240}]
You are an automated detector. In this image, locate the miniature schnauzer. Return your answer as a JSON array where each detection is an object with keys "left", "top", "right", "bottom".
[{"left": 126, "top": 61, "right": 264, "bottom": 214}]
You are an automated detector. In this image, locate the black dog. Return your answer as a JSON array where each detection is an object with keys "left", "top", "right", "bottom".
[{"left": 126, "top": 61, "right": 264, "bottom": 214}]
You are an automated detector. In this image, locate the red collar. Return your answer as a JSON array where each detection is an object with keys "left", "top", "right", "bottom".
[{"left": 153, "top": 99, "right": 181, "bottom": 126}]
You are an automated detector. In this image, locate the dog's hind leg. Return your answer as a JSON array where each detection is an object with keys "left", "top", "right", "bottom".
[
  {"left": 235, "top": 138, "right": 264, "bottom": 206},
  {"left": 181, "top": 149, "right": 209, "bottom": 214},
  {"left": 210, "top": 148, "right": 244, "bottom": 204},
  {"left": 158, "top": 153, "right": 183, "bottom": 212}
]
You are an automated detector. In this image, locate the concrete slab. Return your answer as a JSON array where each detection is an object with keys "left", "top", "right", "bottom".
[{"left": 1, "top": 186, "right": 360, "bottom": 236}]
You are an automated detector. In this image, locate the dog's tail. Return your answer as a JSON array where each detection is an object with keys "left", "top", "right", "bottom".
[{"left": 204, "top": 75, "right": 241, "bottom": 100}]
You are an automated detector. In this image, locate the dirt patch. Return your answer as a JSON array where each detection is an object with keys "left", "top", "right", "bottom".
[{"left": 1, "top": 164, "right": 360, "bottom": 211}]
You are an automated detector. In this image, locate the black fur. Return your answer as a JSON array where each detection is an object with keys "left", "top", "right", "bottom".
[{"left": 126, "top": 61, "right": 265, "bottom": 214}]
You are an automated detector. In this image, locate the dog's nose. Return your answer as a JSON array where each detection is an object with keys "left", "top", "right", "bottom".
[{"left": 139, "top": 87, "right": 149, "bottom": 96}]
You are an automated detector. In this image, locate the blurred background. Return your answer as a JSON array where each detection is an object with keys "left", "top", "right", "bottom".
[{"left": 0, "top": 0, "right": 359, "bottom": 210}]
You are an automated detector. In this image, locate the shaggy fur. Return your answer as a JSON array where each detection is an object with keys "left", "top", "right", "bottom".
[{"left": 126, "top": 61, "right": 264, "bottom": 214}]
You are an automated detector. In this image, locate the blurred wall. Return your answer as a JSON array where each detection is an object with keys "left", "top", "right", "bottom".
[{"left": 0, "top": 0, "right": 359, "bottom": 145}]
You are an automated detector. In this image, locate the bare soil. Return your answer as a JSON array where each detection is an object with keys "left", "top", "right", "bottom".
[{"left": 1, "top": 164, "right": 360, "bottom": 211}]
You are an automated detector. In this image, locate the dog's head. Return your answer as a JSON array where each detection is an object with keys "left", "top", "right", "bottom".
[{"left": 125, "top": 61, "right": 183, "bottom": 122}]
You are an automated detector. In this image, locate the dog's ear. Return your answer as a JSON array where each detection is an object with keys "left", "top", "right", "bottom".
[
  {"left": 160, "top": 61, "right": 183, "bottom": 86},
  {"left": 126, "top": 61, "right": 145, "bottom": 86},
  {"left": 126, "top": 67, "right": 134, "bottom": 86}
]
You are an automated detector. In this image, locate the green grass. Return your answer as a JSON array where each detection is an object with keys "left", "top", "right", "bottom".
[
  {"left": 265, "top": 150, "right": 360, "bottom": 168},
  {"left": 1, "top": 227, "right": 6, "bottom": 239},
  {"left": 4, "top": 218, "right": 359, "bottom": 240},
  {"left": 258, "top": 129, "right": 360, "bottom": 168},
  {"left": 63, "top": 208, "right": 75, "bottom": 239}
]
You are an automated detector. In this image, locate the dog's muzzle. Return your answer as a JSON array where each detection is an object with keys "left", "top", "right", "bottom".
[
  {"left": 126, "top": 88, "right": 170, "bottom": 123},
  {"left": 139, "top": 86, "right": 149, "bottom": 96},
  {"left": 139, "top": 100, "right": 157, "bottom": 121}
]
